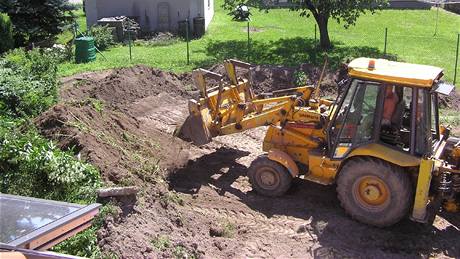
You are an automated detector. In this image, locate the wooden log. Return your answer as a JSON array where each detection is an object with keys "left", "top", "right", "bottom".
[{"left": 97, "top": 186, "right": 138, "bottom": 198}]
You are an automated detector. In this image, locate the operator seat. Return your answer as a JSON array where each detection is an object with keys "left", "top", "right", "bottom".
[{"left": 380, "top": 87, "right": 405, "bottom": 147}]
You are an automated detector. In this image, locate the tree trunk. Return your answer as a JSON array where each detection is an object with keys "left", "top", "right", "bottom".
[{"left": 315, "top": 15, "right": 331, "bottom": 50}]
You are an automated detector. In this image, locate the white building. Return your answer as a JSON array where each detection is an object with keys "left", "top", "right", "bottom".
[{"left": 85, "top": 0, "right": 214, "bottom": 33}]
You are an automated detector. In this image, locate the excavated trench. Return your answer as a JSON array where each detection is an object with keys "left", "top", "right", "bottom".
[{"left": 36, "top": 65, "right": 460, "bottom": 258}]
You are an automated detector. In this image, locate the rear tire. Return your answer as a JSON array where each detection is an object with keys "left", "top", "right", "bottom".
[
  {"left": 247, "top": 155, "right": 293, "bottom": 197},
  {"left": 337, "top": 157, "right": 412, "bottom": 227}
]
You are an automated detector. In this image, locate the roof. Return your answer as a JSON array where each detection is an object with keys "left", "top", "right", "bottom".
[{"left": 348, "top": 57, "right": 444, "bottom": 88}]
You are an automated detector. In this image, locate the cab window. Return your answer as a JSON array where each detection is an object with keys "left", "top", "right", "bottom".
[
  {"left": 332, "top": 80, "right": 380, "bottom": 158},
  {"left": 414, "top": 89, "right": 432, "bottom": 156}
]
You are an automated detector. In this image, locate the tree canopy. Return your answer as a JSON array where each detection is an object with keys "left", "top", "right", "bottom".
[
  {"left": 0, "top": 0, "right": 75, "bottom": 47},
  {"left": 223, "top": 0, "right": 388, "bottom": 49}
]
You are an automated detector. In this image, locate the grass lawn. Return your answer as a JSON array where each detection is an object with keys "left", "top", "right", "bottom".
[{"left": 58, "top": 0, "right": 460, "bottom": 84}]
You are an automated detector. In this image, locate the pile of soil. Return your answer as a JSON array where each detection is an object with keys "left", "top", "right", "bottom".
[
  {"left": 440, "top": 89, "right": 460, "bottom": 111},
  {"left": 37, "top": 66, "right": 195, "bottom": 184},
  {"left": 36, "top": 64, "right": 460, "bottom": 258},
  {"left": 209, "top": 63, "right": 341, "bottom": 97}
]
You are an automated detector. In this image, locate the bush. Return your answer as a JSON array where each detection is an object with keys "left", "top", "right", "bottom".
[
  {"left": 0, "top": 47, "right": 103, "bottom": 258},
  {"left": 293, "top": 70, "right": 308, "bottom": 87},
  {"left": 4, "top": 48, "right": 58, "bottom": 80},
  {"left": 44, "top": 44, "right": 72, "bottom": 63},
  {"left": 0, "top": 49, "right": 58, "bottom": 117},
  {"left": 0, "top": 119, "right": 102, "bottom": 203},
  {"left": 0, "top": 13, "right": 13, "bottom": 54},
  {"left": 53, "top": 204, "right": 118, "bottom": 258},
  {"left": 89, "top": 25, "right": 115, "bottom": 51}
]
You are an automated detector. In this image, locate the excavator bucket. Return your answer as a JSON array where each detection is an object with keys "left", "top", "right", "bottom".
[
  {"left": 176, "top": 59, "right": 254, "bottom": 146},
  {"left": 176, "top": 100, "right": 213, "bottom": 146}
]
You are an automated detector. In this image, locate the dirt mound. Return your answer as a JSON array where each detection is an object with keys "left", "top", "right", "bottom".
[
  {"left": 35, "top": 64, "right": 460, "bottom": 258},
  {"left": 439, "top": 89, "right": 460, "bottom": 111},
  {"left": 60, "top": 65, "right": 193, "bottom": 109},
  {"left": 37, "top": 66, "right": 196, "bottom": 184},
  {"left": 209, "top": 63, "right": 340, "bottom": 97}
]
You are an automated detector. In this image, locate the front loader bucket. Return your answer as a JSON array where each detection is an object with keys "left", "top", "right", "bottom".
[{"left": 175, "top": 100, "right": 213, "bottom": 146}]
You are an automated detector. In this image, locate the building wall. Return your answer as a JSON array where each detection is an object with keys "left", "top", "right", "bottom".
[
  {"left": 388, "top": 0, "right": 432, "bottom": 9},
  {"left": 444, "top": 3, "right": 460, "bottom": 14},
  {"left": 202, "top": 0, "right": 214, "bottom": 29},
  {"left": 85, "top": 0, "right": 214, "bottom": 32}
]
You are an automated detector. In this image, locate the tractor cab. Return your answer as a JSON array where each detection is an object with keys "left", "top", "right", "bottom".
[
  {"left": 328, "top": 58, "right": 454, "bottom": 160},
  {"left": 325, "top": 58, "right": 458, "bottom": 224}
]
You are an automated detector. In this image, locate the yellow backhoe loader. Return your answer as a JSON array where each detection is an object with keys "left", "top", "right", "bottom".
[{"left": 177, "top": 58, "right": 460, "bottom": 227}]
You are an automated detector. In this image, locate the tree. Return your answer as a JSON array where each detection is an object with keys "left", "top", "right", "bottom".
[
  {"left": 0, "top": 0, "right": 75, "bottom": 47},
  {"left": 0, "top": 13, "right": 14, "bottom": 53},
  {"left": 223, "top": 0, "right": 388, "bottom": 50}
]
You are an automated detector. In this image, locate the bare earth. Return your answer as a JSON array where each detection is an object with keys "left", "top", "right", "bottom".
[{"left": 36, "top": 65, "right": 460, "bottom": 258}]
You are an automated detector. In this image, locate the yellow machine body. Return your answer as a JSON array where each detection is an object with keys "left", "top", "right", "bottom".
[{"left": 177, "top": 58, "right": 460, "bottom": 225}]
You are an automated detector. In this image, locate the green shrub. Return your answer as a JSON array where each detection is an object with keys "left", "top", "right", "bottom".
[
  {"left": 0, "top": 121, "right": 102, "bottom": 203},
  {"left": 293, "top": 70, "right": 308, "bottom": 87},
  {"left": 4, "top": 48, "right": 58, "bottom": 81},
  {"left": 44, "top": 44, "right": 72, "bottom": 63},
  {"left": 0, "top": 13, "right": 13, "bottom": 53},
  {"left": 0, "top": 49, "right": 58, "bottom": 117},
  {"left": 53, "top": 204, "right": 119, "bottom": 258},
  {"left": 53, "top": 227, "right": 101, "bottom": 258},
  {"left": 89, "top": 25, "right": 115, "bottom": 51},
  {"left": 0, "top": 48, "right": 104, "bottom": 258}
]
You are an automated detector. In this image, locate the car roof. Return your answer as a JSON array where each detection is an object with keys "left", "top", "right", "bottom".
[{"left": 348, "top": 57, "right": 444, "bottom": 88}]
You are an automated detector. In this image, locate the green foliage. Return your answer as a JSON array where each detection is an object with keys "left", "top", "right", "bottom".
[
  {"left": 160, "top": 191, "right": 185, "bottom": 206},
  {"left": 293, "top": 70, "right": 308, "bottom": 87},
  {"left": 0, "top": 46, "right": 104, "bottom": 259},
  {"left": 0, "top": 13, "right": 13, "bottom": 53},
  {"left": 44, "top": 44, "right": 73, "bottom": 63},
  {"left": 440, "top": 109, "right": 460, "bottom": 129},
  {"left": 221, "top": 221, "right": 236, "bottom": 238},
  {"left": 57, "top": 8, "right": 87, "bottom": 45},
  {"left": 90, "top": 98, "right": 105, "bottom": 113},
  {"left": 5, "top": 48, "right": 58, "bottom": 79},
  {"left": 0, "top": 121, "right": 102, "bottom": 203},
  {"left": 90, "top": 25, "right": 116, "bottom": 51},
  {"left": 54, "top": 204, "right": 117, "bottom": 258},
  {"left": 151, "top": 235, "right": 171, "bottom": 251},
  {"left": 173, "top": 245, "right": 189, "bottom": 258},
  {"left": 53, "top": 226, "right": 101, "bottom": 258},
  {"left": 92, "top": 203, "right": 119, "bottom": 228},
  {"left": 223, "top": 0, "right": 389, "bottom": 49},
  {"left": 0, "top": 49, "right": 58, "bottom": 117},
  {"left": 0, "top": 0, "right": 76, "bottom": 47},
  {"left": 172, "top": 245, "right": 196, "bottom": 259}
]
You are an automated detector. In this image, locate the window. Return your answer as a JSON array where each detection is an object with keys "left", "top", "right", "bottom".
[
  {"left": 431, "top": 93, "right": 439, "bottom": 141},
  {"left": 332, "top": 80, "right": 380, "bottom": 158},
  {"left": 414, "top": 89, "right": 432, "bottom": 156},
  {"left": 0, "top": 193, "right": 100, "bottom": 250}
]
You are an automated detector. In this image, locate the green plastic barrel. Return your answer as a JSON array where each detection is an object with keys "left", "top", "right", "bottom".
[{"left": 75, "top": 36, "right": 96, "bottom": 63}]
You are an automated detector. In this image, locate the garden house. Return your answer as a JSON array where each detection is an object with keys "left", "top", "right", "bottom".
[{"left": 84, "top": 0, "right": 214, "bottom": 33}]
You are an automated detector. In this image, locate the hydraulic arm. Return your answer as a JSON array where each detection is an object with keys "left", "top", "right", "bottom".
[{"left": 177, "top": 59, "right": 333, "bottom": 146}]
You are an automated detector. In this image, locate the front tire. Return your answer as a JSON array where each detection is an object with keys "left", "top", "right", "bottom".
[
  {"left": 337, "top": 157, "right": 412, "bottom": 227},
  {"left": 247, "top": 155, "right": 293, "bottom": 197}
]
